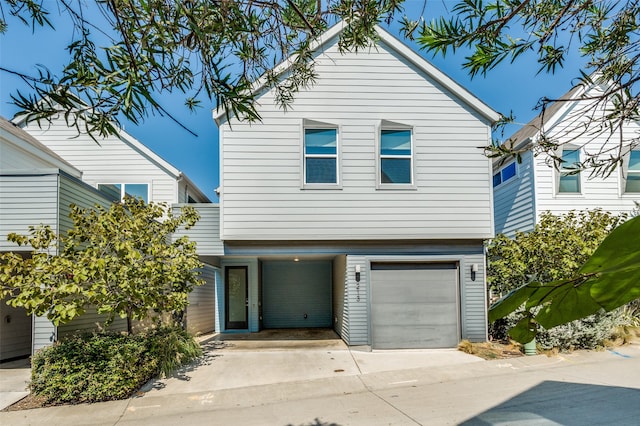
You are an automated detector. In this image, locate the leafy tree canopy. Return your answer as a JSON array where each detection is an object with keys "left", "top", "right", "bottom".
[
  {"left": 489, "top": 213, "right": 640, "bottom": 344},
  {"left": 0, "top": 0, "right": 404, "bottom": 136},
  {"left": 488, "top": 209, "right": 626, "bottom": 297},
  {"left": 0, "top": 198, "right": 203, "bottom": 333},
  {"left": 416, "top": 0, "right": 640, "bottom": 177}
]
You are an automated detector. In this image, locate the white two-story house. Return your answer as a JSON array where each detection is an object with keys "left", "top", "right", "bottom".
[
  {"left": 213, "top": 24, "right": 500, "bottom": 349},
  {"left": 2, "top": 112, "right": 222, "bottom": 360},
  {"left": 493, "top": 82, "right": 640, "bottom": 237}
]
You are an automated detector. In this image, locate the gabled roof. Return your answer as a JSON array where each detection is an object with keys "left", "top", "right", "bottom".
[
  {"left": 0, "top": 115, "right": 82, "bottom": 177},
  {"left": 503, "top": 84, "right": 584, "bottom": 151},
  {"left": 213, "top": 23, "right": 500, "bottom": 126},
  {"left": 12, "top": 111, "right": 210, "bottom": 202}
]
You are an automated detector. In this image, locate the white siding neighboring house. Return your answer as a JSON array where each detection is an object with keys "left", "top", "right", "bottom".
[
  {"left": 493, "top": 82, "right": 640, "bottom": 237},
  {"left": 2, "top": 112, "right": 221, "bottom": 360},
  {"left": 1, "top": 116, "right": 127, "bottom": 361},
  {"left": 14, "top": 113, "right": 210, "bottom": 206},
  {"left": 214, "top": 24, "right": 499, "bottom": 349}
]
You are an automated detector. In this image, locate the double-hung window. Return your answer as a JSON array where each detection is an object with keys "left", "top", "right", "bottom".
[
  {"left": 379, "top": 127, "right": 413, "bottom": 186},
  {"left": 304, "top": 127, "right": 338, "bottom": 185},
  {"left": 98, "top": 183, "right": 149, "bottom": 203},
  {"left": 625, "top": 150, "right": 640, "bottom": 193},
  {"left": 493, "top": 161, "right": 517, "bottom": 187},
  {"left": 558, "top": 148, "right": 581, "bottom": 193}
]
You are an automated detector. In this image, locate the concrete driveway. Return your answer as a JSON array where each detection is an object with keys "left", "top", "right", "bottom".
[
  {"left": 1, "top": 335, "right": 639, "bottom": 425},
  {"left": 0, "top": 329, "right": 482, "bottom": 411},
  {"left": 141, "top": 329, "right": 483, "bottom": 396}
]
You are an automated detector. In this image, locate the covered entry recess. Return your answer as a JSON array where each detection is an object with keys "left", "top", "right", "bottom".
[{"left": 261, "top": 260, "right": 332, "bottom": 329}]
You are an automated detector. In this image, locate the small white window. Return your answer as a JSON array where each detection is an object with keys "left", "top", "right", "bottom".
[
  {"left": 304, "top": 127, "right": 338, "bottom": 185},
  {"left": 98, "top": 183, "right": 149, "bottom": 203},
  {"left": 493, "top": 162, "right": 517, "bottom": 187},
  {"left": 558, "top": 148, "right": 581, "bottom": 193},
  {"left": 625, "top": 150, "right": 640, "bottom": 193},
  {"left": 379, "top": 127, "right": 413, "bottom": 186}
]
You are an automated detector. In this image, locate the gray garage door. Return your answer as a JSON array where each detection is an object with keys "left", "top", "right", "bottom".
[
  {"left": 370, "top": 262, "right": 459, "bottom": 349},
  {"left": 262, "top": 260, "right": 332, "bottom": 328}
]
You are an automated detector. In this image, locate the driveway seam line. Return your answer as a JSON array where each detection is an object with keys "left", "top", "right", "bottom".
[{"left": 356, "top": 375, "right": 422, "bottom": 425}]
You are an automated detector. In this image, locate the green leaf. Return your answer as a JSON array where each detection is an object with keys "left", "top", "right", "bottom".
[
  {"left": 488, "top": 283, "right": 538, "bottom": 322},
  {"left": 509, "top": 315, "right": 537, "bottom": 344}
]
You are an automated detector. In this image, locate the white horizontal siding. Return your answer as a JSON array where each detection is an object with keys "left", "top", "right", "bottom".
[
  {"left": 20, "top": 118, "right": 180, "bottom": 205},
  {"left": 493, "top": 151, "right": 536, "bottom": 236},
  {"left": 221, "top": 39, "right": 493, "bottom": 241},
  {"left": 344, "top": 255, "right": 368, "bottom": 345},
  {"left": 33, "top": 315, "right": 56, "bottom": 352},
  {"left": 57, "top": 307, "right": 127, "bottom": 340},
  {"left": 172, "top": 204, "right": 224, "bottom": 256},
  {"left": 460, "top": 252, "right": 488, "bottom": 342},
  {"left": 186, "top": 264, "right": 217, "bottom": 335},
  {"left": 58, "top": 173, "right": 113, "bottom": 236},
  {"left": 533, "top": 89, "right": 640, "bottom": 219},
  {"left": 535, "top": 152, "right": 639, "bottom": 218},
  {"left": 0, "top": 173, "right": 59, "bottom": 251}
]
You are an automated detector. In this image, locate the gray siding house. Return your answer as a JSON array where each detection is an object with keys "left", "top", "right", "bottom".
[
  {"left": 213, "top": 24, "right": 499, "bottom": 349},
  {"left": 493, "top": 82, "right": 640, "bottom": 237}
]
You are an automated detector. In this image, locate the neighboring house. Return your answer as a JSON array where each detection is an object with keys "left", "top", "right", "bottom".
[
  {"left": 0, "top": 116, "right": 127, "bottom": 361},
  {"left": 2, "top": 112, "right": 221, "bottom": 360},
  {"left": 213, "top": 24, "right": 500, "bottom": 349},
  {"left": 493, "top": 82, "right": 640, "bottom": 237}
]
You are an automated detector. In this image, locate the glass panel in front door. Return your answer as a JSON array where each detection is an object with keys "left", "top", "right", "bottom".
[{"left": 226, "top": 266, "right": 248, "bottom": 329}]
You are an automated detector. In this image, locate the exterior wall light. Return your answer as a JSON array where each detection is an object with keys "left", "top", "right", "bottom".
[
  {"left": 471, "top": 263, "right": 478, "bottom": 281},
  {"left": 355, "top": 264, "right": 361, "bottom": 282}
]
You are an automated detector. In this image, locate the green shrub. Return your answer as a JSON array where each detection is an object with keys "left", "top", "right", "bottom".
[
  {"left": 488, "top": 209, "right": 628, "bottom": 350},
  {"left": 491, "top": 309, "right": 623, "bottom": 351},
  {"left": 30, "top": 327, "right": 202, "bottom": 404},
  {"left": 147, "top": 326, "right": 203, "bottom": 377}
]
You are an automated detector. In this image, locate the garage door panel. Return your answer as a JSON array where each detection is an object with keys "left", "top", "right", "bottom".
[
  {"left": 373, "top": 325, "right": 459, "bottom": 349},
  {"left": 371, "top": 270, "right": 457, "bottom": 303},
  {"left": 370, "top": 263, "right": 459, "bottom": 349},
  {"left": 262, "top": 260, "right": 332, "bottom": 328},
  {"left": 372, "top": 303, "right": 458, "bottom": 326}
]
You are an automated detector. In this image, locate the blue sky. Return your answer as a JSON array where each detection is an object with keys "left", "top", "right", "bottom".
[{"left": 0, "top": 1, "right": 587, "bottom": 201}]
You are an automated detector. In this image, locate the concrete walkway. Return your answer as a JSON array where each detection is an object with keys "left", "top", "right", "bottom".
[
  {"left": 0, "top": 358, "right": 30, "bottom": 410},
  {"left": 2, "top": 332, "right": 639, "bottom": 425}
]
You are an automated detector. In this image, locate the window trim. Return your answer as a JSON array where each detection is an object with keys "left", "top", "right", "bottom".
[
  {"left": 623, "top": 149, "right": 640, "bottom": 194},
  {"left": 300, "top": 120, "right": 342, "bottom": 189},
  {"left": 376, "top": 121, "right": 416, "bottom": 190},
  {"left": 556, "top": 147, "right": 582, "bottom": 195},
  {"left": 97, "top": 182, "right": 150, "bottom": 203},
  {"left": 492, "top": 161, "right": 518, "bottom": 188}
]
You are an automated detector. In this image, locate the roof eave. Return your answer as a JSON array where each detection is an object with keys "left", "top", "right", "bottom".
[{"left": 213, "top": 23, "right": 500, "bottom": 126}]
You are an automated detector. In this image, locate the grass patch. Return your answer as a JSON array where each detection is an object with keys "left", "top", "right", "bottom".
[{"left": 458, "top": 339, "right": 525, "bottom": 360}]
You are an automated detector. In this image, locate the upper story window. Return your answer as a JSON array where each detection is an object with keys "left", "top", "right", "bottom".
[
  {"left": 625, "top": 150, "right": 640, "bottom": 193},
  {"left": 493, "top": 161, "right": 517, "bottom": 187},
  {"left": 304, "top": 127, "right": 338, "bottom": 185},
  {"left": 558, "top": 148, "right": 581, "bottom": 193},
  {"left": 379, "top": 127, "right": 413, "bottom": 186},
  {"left": 98, "top": 183, "right": 149, "bottom": 203}
]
